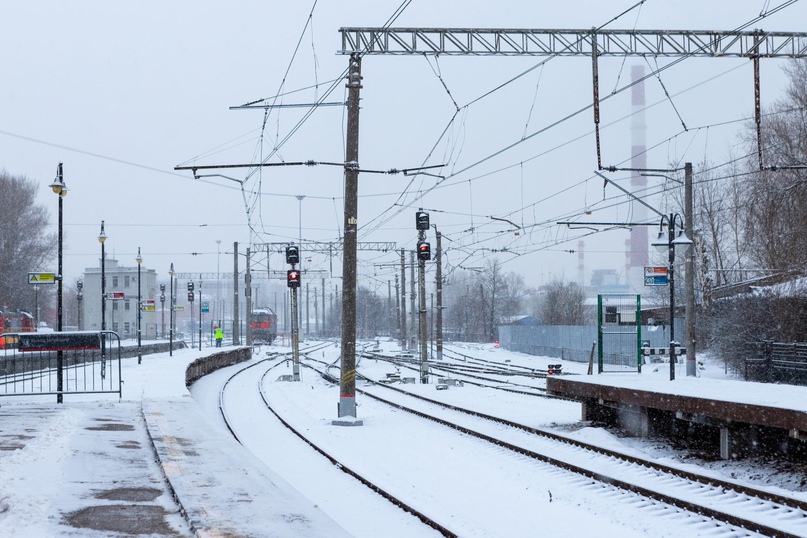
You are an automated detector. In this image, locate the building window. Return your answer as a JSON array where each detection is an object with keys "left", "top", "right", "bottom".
[
  {"left": 125, "top": 276, "right": 130, "bottom": 288},
  {"left": 112, "top": 322, "right": 119, "bottom": 333},
  {"left": 124, "top": 322, "right": 130, "bottom": 335},
  {"left": 113, "top": 301, "right": 118, "bottom": 311},
  {"left": 125, "top": 301, "right": 131, "bottom": 311},
  {"left": 112, "top": 276, "right": 119, "bottom": 288}
]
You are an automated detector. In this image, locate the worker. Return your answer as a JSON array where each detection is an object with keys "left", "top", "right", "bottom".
[{"left": 215, "top": 326, "right": 224, "bottom": 347}]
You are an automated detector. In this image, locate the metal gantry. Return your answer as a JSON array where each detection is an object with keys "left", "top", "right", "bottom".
[
  {"left": 339, "top": 28, "right": 807, "bottom": 57},
  {"left": 340, "top": 27, "right": 807, "bottom": 171}
]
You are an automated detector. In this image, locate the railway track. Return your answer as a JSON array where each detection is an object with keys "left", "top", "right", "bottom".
[
  {"left": 339, "top": 357, "right": 807, "bottom": 537},
  {"left": 217, "top": 346, "right": 457, "bottom": 537},
  {"left": 214, "top": 345, "right": 807, "bottom": 536}
]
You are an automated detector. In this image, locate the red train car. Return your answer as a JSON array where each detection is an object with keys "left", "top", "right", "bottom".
[
  {"left": 0, "top": 309, "right": 36, "bottom": 349},
  {"left": 251, "top": 307, "right": 278, "bottom": 344}
]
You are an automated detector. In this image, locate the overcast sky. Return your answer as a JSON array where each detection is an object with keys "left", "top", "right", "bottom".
[{"left": 3, "top": 1, "right": 806, "bottom": 294}]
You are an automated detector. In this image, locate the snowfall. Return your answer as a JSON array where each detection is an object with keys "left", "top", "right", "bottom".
[{"left": 1, "top": 338, "right": 806, "bottom": 538}]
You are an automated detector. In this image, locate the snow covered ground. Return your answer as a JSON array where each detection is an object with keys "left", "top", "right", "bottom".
[{"left": 0, "top": 339, "right": 805, "bottom": 537}]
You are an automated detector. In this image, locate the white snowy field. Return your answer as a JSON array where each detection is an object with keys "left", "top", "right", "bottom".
[{"left": 1, "top": 339, "right": 805, "bottom": 537}]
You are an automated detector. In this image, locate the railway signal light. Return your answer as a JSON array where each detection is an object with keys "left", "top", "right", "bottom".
[
  {"left": 547, "top": 364, "right": 562, "bottom": 375},
  {"left": 187, "top": 292, "right": 195, "bottom": 302},
  {"left": 417, "top": 241, "right": 431, "bottom": 261},
  {"left": 416, "top": 210, "right": 430, "bottom": 231},
  {"left": 287, "top": 269, "right": 301, "bottom": 288},
  {"left": 187, "top": 282, "right": 194, "bottom": 292},
  {"left": 286, "top": 245, "right": 300, "bottom": 265}
]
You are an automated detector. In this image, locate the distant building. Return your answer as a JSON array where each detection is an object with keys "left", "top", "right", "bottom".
[
  {"left": 590, "top": 269, "right": 630, "bottom": 294},
  {"left": 500, "top": 315, "right": 538, "bottom": 326},
  {"left": 82, "top": 256, "right": 159, "bottom": 339}
]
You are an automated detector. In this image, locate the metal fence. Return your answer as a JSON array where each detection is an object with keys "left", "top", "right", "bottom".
[
  {"left": 0, "top": 331, "right": 122, "bottom": 400},
  {"left": 745, "top": 341, "right": 807, "bottom": 385},
  {"left": 498, "top": 319, "right": 683, "bottom": 365}
]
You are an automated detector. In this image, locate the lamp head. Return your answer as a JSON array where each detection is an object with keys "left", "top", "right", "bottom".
[
  {"left": 98, "top": 221, "right": 107, "bottom": 244},
  {"left": 49, "top": 178, "right": 66, "bottom": 196},
  {"left": 136, "top": 247, "right": 142, "bottom": 265},
  {"left": 672, "top": 229, "right": 694, "bottom": 253},
  {"left": 651, "top": 229, "right": 668, "bottom": 254}
]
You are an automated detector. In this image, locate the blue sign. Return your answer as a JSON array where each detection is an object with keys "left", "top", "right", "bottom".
[{"left": 201, "top": 301, "right": 210, "bottom": 313}]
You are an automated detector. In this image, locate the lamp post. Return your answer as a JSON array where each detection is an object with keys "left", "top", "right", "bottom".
[
  {"left": 169, "top": 263, "right": 175, "bottom": 356},
  {"left": 652, "top": 213, "right": 693, "bottom": 381},
  {"left": 76, "top": 279, "right": 83, "bottom": 330},
  {"left": 136, "top": 248, "right": 142, "bottom": 364},
  {"left": 160, "top": 283, "right": 165, "bottom": 338},
  {"left": 98, "top": 222, "right": 107, "bottom": 333},
  {"left": 98, "top": 222, "right": 108, "bottom": 381},
  {"left": 49, "top": 163, "right": 67, "bottom": 404},
  {"left": 216, "top": 239, "right": 221, "bottom": 331}
]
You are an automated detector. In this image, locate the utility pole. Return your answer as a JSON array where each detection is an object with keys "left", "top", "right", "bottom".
[
  {"left": 684, "top": 162, "right": 696, "bottom": 377},
  {"left": 335, "top": 53, "right": 363, "bottom": 425},
  {"left": 246, "top": 247, "right": 252, "bottom": 347},
  {"left": 410, "top": 250, "right": 416, "bottom": 351},
  {"left": 233, "top": 242, "right": 239, "bottom": 346},
  {"left": 321, "top": 278, "right": 326, "bottom": 337},
  {"left": 416, "top": 210, "right": 431, "bottom": 383},
  {"left": 435, "top": 228, "right": 443, "bottom": 360},
  {"left": 394, "top": 274, "right": 400, "bottom": 343},
  {"left": 400, "top": 248, "right": 407, "bottom": 349},
  {"left": 291, "top": 285, "right": 300, "bottom": 380},
  {"left": 418, "top": 240, "right": 428, "bottom": 383}
]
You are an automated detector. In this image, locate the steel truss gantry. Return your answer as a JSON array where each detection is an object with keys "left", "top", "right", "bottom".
[
  {"left": 339, "top": 28, "right": 807, "bottom": 58},
  {"left": 339, "top": 27, "right": 807, "bottom": 171}
]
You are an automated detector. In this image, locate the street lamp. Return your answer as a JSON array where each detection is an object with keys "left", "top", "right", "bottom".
[
  {"left": 98, "top": 221, "right": 108, "bottom": 379},
  {"left": 98, "top": 222, "right": 107, "bottom": 331},
  {"left": 651, "top": 213, "right": 693, "bottom": 381},
  {"left": 169, "top": 263, "right": 175, "bottom": 356},
  {"left": 76, "top": 279, "right": 83, "bottom": 330},
  {"left": 136, "top": 248, "right": 142, "bottom": 364},
  {"left": 49, "top": 163, "right": 67, "bottom": 404},
  {"left": 216, "top": 239, "right": 221, "bottom": 330}
]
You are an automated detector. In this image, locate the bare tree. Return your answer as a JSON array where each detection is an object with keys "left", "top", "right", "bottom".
[
  {"left": 537, "top": 279, "right": 587, "bottom": 325},
  {"left": 741, "top": 59, "right": 807, "bottom": 272},
  {"left": 0, "top": 170, "right": 57, "bottom": 315}
]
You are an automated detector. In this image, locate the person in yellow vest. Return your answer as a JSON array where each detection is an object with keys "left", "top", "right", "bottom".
[{"left": 215, "top": 326, "right": 224, "bottom": 347}]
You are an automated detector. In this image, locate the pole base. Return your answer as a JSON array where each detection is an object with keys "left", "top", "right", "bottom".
[
  {"left": 332, "top": 417, "right": 364, "bottom": 427},
  {"left": 333, "top": 397, "right": 363, "bottom": 426}
]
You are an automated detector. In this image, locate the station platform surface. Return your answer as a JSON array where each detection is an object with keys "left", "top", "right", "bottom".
[
  {"left": 0, "top": 346, "right": 350, "bottom": 538},
  {"left": 546, "top": 371, "right": 807, "bottom": 435}
]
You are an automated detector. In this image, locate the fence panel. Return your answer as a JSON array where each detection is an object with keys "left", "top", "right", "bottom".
[{"left": 0, "top": 331, "right": 122, "bottom": 400}]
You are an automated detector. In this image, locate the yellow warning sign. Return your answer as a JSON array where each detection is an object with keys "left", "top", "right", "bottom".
[{"left": 28, "top": 273, "right": 56, "bottom": 284}]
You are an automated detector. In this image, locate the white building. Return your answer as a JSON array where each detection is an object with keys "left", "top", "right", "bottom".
[{"left": 82, "top": 257, "right": 159, "bottom": 339}]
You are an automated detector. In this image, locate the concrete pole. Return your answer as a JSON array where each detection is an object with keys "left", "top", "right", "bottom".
[
  {"left": 292, "top": 285, "right": 300, "bottom": 381},
  {"left": 246, "top": 247, "right": 252, "bottom": 347},
  {"left": 435, "top": 229, "right": 443, "bottom": 360},
  {"left": 418, "top": 230, "right": 429, "bottom": 383},
  {"left": 336, "top": 53, "right": 362, "bottom": 424},
  {"left": 400, "top": 248, "right": 407, "bottom": 349},
  {"left": 233, "top": 242, "right": 239, "bottom": 346},
  {"left": 410, "top": 250, "right": 416, "bottom": 351},
  {"left": 685, "top": 162, "right": 696, "bottom": 376}
]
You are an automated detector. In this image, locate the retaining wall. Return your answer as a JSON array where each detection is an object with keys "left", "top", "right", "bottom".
[{"left": 185, "top": 346, "right": 252, "bottom": 386}]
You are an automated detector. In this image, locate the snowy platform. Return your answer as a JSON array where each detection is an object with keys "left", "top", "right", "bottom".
[
  {"left": 547, "top": 374, "right": 807, "bottom": 458},
  {"left": 548, "top": 374, "right": 807, "bottom": 431},
  {"left": 142, "top": 398, "right": 350, "bottom": 538}
]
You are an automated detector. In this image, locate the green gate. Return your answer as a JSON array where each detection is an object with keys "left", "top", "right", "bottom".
[{"left": 597, "top": 294, "right": 642, "bottom": 373}]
